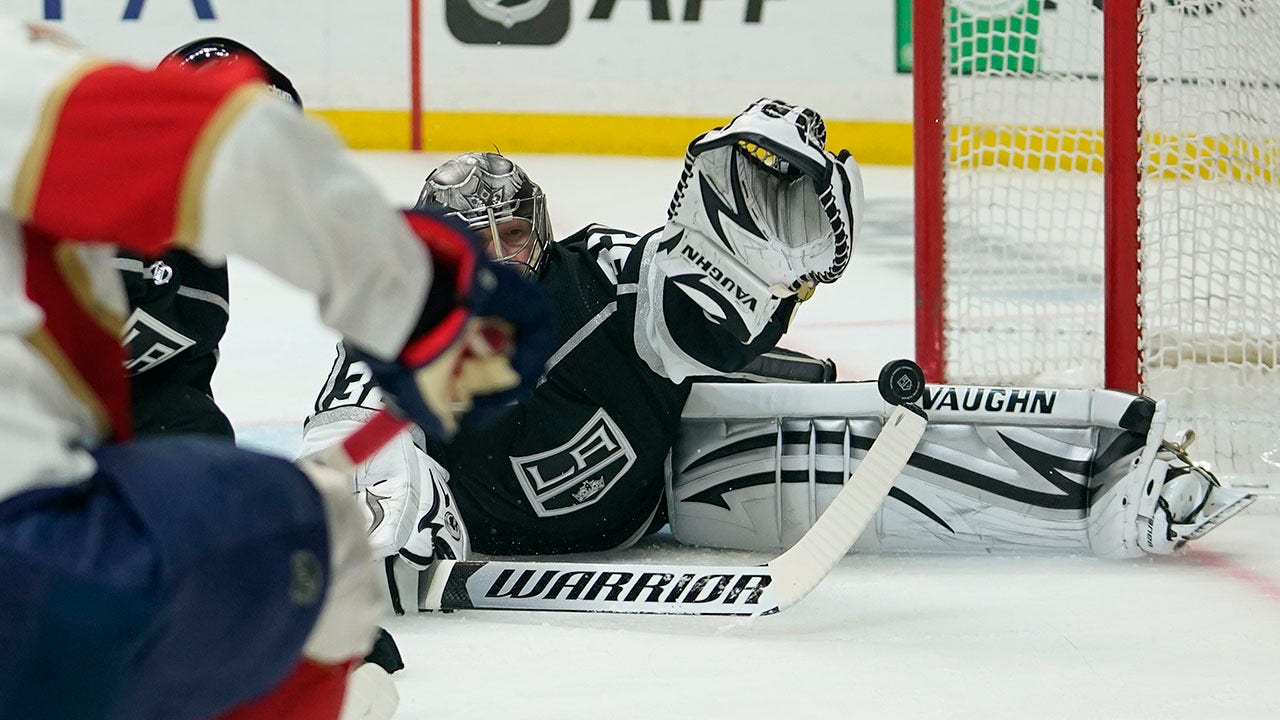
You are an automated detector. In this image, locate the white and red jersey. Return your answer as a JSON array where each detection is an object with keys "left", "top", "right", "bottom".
[{"left": 0, "top": 19, "right": 433, "bottom": 501}]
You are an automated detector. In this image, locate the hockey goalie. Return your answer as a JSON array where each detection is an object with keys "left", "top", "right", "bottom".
[
  {"left": 301, "top": 98, "right": 1255, "bottom": 619},
  {"left": 300, "top": 99, "right": 862, "bottom": 611}
]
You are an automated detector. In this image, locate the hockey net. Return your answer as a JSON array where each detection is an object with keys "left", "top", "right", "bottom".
[{"left": 913, "top": 0, "right": 1280, "bottom": 488}]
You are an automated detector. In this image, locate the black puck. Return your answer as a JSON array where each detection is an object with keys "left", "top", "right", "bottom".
[{"left": 878, "top": 359, "right": 925, "bottom": 406}]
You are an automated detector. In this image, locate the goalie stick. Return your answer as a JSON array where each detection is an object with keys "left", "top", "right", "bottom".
[{"left": 320, "top": 359, "right": 929, "bottom": 617}]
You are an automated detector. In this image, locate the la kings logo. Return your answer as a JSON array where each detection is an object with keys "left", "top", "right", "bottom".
[
  {"left": 511, "top": 408, "right": 636, "bottom": 517},
  {"left": 121, "top": 307, "right": 196, "bottom": 375}
]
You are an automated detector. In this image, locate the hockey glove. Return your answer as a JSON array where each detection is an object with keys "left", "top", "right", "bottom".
[
  {"left": 672, "top": 98, "right": 865, "bottom": 289},
  {"left": 351, "top": 210, "right": 555, "bottom": 439},
  {"left": 634, "top": 100, "right": 864, "bottom": 382}
]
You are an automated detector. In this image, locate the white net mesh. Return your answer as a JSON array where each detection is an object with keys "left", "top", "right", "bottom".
[
  {"left": 941, "top": 1, "right": 1106, "bottom": 384},
  {"left": 1138, "top": 1, "right": 1280, "bottom": 481},
  {"left": 936, "top": 0, "right": 1280, "bottom": 483}
]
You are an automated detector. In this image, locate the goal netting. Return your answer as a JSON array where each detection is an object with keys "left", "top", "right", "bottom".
[{"left": 913, "top": 0, "right": 1280, "bottom": 486}]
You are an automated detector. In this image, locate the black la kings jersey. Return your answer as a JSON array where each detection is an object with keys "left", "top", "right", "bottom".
[
  {"left": 117, "top": 250, "right": 233, "bottom": 438},
  {"left": 445, "top": 226, "right": 686, "bottom": 554},
  {"left": 306, "top": 224, "right": 802, "bottom": 556}
]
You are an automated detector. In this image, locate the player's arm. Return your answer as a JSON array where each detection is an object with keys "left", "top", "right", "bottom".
[
  {"left": 300, "top": 413, "right": 469, "bottom": 614},
  {"left": 8, "top": 39, "right": 554, "bottom": 438},
  {"left": 10, "top": 56, "right": 426, "bottom": 357},
  {"left": 711, "top": 346, "right": 837, "bottom": 384},
  {"left": 302, "top": 346, "right": 473, "bottom": 616}
]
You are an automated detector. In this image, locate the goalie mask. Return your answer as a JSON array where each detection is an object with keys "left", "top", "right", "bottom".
[
  {"left": 415, "top": 152, "right": 552, "bottom": 276},
  {"left": 635, "top": 99, "right": 865, "bottom": 382}
]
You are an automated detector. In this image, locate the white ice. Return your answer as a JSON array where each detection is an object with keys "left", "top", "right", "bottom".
[{"left": 221, "top": 153, "right": 1280, "bottom": 720}]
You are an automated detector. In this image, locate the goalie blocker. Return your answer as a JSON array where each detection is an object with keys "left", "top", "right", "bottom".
[{"left": 669, "top": 381, "right": 1256, "bottom": 558}]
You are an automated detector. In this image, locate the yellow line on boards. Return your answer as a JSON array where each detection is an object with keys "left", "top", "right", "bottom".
[
  {"left": 308, "top": 109, "right": 914, "bottom": 165},
  {"left": 309, "top": 110, "right": 1279, "bottom": 183},
  {"left": 946, "top": 125, "right": 1280, "bottom": 181}
]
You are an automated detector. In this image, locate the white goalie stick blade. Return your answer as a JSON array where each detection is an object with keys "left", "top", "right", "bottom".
[{"left": 420, "top": 403, "right": 928, "bottom": 616}]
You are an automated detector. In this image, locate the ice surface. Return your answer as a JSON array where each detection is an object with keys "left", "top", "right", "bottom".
[{"left": 226, "top": 154, "right": 1279, "bottom": 720}]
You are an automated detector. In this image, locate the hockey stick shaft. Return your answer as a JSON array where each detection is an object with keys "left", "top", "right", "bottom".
[
  {"left": 765, "top": 404, "right": 925, "bottom": 610},
  {"left": 420, "top": 403, "right": 927, "bottom": 616}
]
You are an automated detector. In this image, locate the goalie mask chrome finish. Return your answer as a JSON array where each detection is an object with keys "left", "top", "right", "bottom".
[{"left": 415, "top": 152, "right": 552, "bottom": 276}]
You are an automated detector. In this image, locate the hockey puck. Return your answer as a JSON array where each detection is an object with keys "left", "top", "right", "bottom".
[{"left": 878, "top": 359, "right": 925, "bottom": 406}]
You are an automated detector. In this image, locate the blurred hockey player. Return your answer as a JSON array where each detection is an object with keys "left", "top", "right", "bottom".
[
  {"left": 0, "top": 20, "right": 553, "bottom": 720},
  {"left": 300, "top": 99, "right": 861, "bottom": 609},
  {"left": 119, "top": 37, "right": 304, "bottom": 440},
  {"left": 120, "top": 37, "right": 412, "bottom": 695}
]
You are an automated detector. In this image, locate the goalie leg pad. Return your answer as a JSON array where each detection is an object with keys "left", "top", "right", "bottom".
[
  {"left": 671, "top": 382, "right": 1233, "bottom": 557},
  {"left": 1087, "top": 420, "right": 1258, "bottom": 557}
]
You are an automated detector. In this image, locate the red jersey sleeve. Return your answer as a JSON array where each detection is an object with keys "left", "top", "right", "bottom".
[{"left": 20, "top": 60, "right": 266, "bottom": 256}]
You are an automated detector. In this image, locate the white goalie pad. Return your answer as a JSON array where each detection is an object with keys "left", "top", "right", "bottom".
[{"left": 669, "top": 381, "right": 1196, "bottom": 558}]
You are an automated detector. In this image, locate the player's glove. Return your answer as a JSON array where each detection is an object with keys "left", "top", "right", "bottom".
[
  {"left": 351, "top": 426, "right": 468, "bottom": 614},
  {"left": 634, "top": 99, "right": 865, "bottom": 382},
  {"left": 674, "top": 97, "right": 864, "bottom": 289},
  {"left": 350, "top": 210, "right": 556, "bottom": 439},
  {"left": 355, "top": 429, "right": 467, "bottom": 569}
]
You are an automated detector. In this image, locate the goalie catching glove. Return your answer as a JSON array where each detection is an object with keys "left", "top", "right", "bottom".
[
  {"left": 678, "top": 97, "right": 863, "bottom": 288},
  {"left": 635, "top": 98, "right": 865, "bottom": 382},
  {"left": 349, "top": 210, "right": 556, "bottom": 439}
]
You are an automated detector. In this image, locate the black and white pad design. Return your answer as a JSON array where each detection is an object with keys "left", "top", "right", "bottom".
[{"left": 633, "top": 99, "right": 864, "bottom": 382}]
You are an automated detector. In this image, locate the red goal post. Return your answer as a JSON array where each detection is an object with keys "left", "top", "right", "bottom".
[{"left": 911, "top": 0, "right": 1280, "bottom": 484}]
